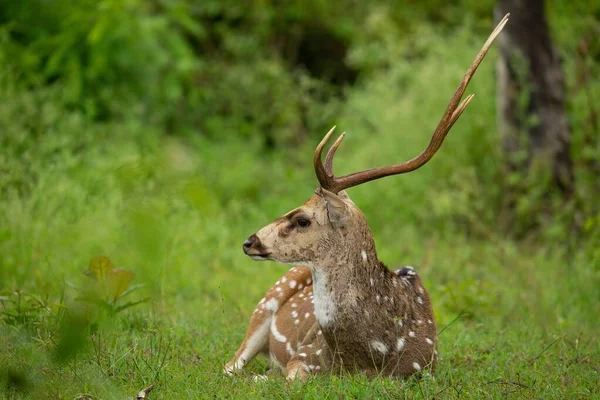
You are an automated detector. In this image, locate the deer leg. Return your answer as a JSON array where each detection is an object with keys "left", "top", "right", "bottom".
[
  {"left": 224, "top": 315, "right": 271, "bottom": 375},
  {"left": 225, "top": 266, "right": 313, "bottom": 376},
  {"left": 284, "top": 326, "right": 330, "bottom": 381},
  {"left": 284, "top": 344, "right": 327, "bottom": 382},
  {"left": 285, "top": 360, "right": 311, "bottom": 381}
]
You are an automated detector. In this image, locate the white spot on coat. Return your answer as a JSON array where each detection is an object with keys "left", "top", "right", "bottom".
[
  {"left": 361, "top": 250, "right": 368, "bottom": 262},
  {"left": 270, "top": 316, "right": 287, "bottom": 343},
  {"left": 416, "top": 296, "right": 424, "bottom": 304},
  {"left": 289, "top": 280, "right": 297, "bottom": 289},
  {"left": 409, "top": 331, "right": 416, "bottom": 337},
  {"left": 370, "top": 340, "right": 388, "bottom": 355},
  {"left": 413, "top": 362, "right": 421, "bottom": 371},
  {"left": 397, "top": 337, "right": 406, "bottom": 351},
  {"left": 265, "top": 298, "right": 279, "bottom": 311},
  {"left": 286, "top": 342, "right": 294, "bottom": 356},
  {"left": 426, "top": 338, "right": 434, "bottom": 345}
]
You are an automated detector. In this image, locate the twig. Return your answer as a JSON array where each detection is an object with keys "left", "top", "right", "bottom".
[
  {"left": 529, "top": 337, "right": 561, "bottom": 365},
  {"left": 137, "top": 384, "right": 155, "bottom": 399},
  {"left": 438, "top": 309, "right": 472, "bottom": 336},
  {"left": 484, "top": 379, "right": 530, "bottom": 389}
]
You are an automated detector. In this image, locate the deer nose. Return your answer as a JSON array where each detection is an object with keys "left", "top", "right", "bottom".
[{"left": 243, "top": 234, "right": 258, "bottom": 254}]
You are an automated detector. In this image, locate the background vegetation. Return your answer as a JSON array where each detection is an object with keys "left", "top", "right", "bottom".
[{"left": 1, "top": 0, "right": 598, "bottom": 398}]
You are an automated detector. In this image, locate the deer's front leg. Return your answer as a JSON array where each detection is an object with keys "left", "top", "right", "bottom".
[
  {"left": 225, "top": 266, "right": 313, "bottom": 375},
  {"left": 285, "top": 325, "right": 331, "bottom": 382},
  {"left": 224, "top": 310, "right": 271, "bottom": 375}
]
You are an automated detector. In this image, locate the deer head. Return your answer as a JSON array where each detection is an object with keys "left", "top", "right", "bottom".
[
  {"left": 243, "top": 13, "right": 509, "bottom": 267},
  {"left": 242, "top": 186, "right": 372, "bottom": 267}
]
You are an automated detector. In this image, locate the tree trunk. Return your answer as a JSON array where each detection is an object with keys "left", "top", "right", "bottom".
[{"left": 494, "top": 0, "right": 574, "bottom": 225}]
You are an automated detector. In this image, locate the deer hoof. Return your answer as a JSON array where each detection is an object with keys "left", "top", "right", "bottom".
[{"left": 285, "top": 361, "right": 310, "bottom": 382}]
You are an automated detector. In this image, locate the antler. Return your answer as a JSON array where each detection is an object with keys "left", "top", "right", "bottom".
[{"left": 314, "top": 13, "right": 510, "bottom": 194}]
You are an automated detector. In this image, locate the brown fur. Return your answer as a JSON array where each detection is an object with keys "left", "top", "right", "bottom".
[{"left": 228, "top": 188, "right": 438, "bottom": 380}]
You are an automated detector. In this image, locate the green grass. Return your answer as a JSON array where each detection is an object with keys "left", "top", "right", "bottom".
[{"left": 1, "top": 15, "right": 599, "bottom": 399}]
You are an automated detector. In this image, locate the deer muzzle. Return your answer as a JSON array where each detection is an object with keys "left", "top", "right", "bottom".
[{"left": 242, "top": 234, "right": 270, "bottom": 260}]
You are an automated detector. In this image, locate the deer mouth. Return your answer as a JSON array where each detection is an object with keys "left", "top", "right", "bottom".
[
  {"left": 242, "top": 234, "right": 271, "bottom": 260},
  {"left": 242, "top": 243, "right": 271, "bottom": 260}
]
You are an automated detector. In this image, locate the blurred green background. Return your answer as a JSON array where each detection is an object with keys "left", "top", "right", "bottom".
[{"left": 0, "top": 0, "right": 598, "bottom": 398}]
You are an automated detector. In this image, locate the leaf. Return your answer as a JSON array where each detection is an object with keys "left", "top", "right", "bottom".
[
  {"left": 74, "top": 296, "right": 113, "bottom": 312},
  {"left": 84, "top": 256, "right": 115, "bottom": 282},
  {"left": 118, "top": 283, "right": 145, "bottom": 299},
  {"left": 108, "top": 268, "right": 134, "bottom": 302},
  {"left": 114, "top": 298, "right": 150, "bottom": 313}
]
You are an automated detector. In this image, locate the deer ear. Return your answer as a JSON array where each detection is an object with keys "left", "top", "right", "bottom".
[{"left": 321, "top": 188, "right": 350, "bottom": 228}]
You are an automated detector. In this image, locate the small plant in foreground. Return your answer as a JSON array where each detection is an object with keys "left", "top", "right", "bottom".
[{"left": 69, "top": 256, "right": 149, "bottom": 315}]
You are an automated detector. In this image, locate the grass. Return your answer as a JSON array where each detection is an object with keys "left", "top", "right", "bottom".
[{"left": 1, "top": 17, "right": 599, "bottom": 400}]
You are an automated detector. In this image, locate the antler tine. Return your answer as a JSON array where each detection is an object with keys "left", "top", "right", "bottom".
[
  {"left": 314, "top": 126, "right": 337, "bottom": 189},
  {"left": 324, "top": 132, "right": 346, "bottom": 175},
  {"left": 313, "top": 14, "right": 510, "bottom": 194}
]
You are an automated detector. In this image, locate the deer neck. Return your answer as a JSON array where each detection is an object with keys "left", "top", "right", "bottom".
[{"left": 309, "top": 236, "right": 388, "bottom": 328}]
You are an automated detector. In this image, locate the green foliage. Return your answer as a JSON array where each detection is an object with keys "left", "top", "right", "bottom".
[{"left": 0, "top": 0, "right": 198, "bottom": 121}]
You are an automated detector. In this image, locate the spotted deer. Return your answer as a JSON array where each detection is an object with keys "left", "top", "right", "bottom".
[{"left": 225, "top": 14, "right": 509, "bottom": 381}]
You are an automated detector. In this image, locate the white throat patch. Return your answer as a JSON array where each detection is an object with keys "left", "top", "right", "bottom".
[{"left": 310, "top": 267, "right": 337, "bottom": 327}]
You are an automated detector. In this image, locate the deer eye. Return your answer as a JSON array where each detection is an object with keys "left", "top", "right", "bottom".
[{"left": 296, "top": 217, "right": 311, "bottom": 228}]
